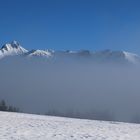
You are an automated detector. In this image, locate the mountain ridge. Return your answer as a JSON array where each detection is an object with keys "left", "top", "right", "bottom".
[{"left": 0, "top": 41, "right": 139, "bottom": 64}]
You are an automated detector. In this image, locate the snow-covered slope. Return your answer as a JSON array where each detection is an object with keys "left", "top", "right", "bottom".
[
  {"left": 0, "top": 111, "right": 140, "bottom": 140},
  {"left": 0, "top": 41, "right": 28, "bottom": 58}
]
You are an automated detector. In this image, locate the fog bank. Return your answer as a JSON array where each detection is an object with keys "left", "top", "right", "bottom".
[{"left": 0, "top": 57, "right": 140, "bottom": 123}]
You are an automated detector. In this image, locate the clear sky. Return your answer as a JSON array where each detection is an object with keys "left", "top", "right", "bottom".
[{"left": 0, "top": 0, "right": 140, "bottom": 53}]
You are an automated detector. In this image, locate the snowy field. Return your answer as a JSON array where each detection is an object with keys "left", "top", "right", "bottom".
[{"left": 0, "top": 112, "right": 140, "bottom": 140}]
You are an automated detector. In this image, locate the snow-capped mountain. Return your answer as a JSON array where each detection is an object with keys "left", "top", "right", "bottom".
[
  {"left": 91, "top": 49, "right": 140, "bottom": 64},
  {"left": 0, "top": 41, "right": 28, "bottom": 58},
  {"left": 0, "top": 41, "right": 139, "bottom": 64},
  {"left": 27, "top": 49, "right": 53, "bottom": 57}
]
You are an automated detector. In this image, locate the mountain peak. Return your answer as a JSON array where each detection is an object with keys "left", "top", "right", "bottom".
[
  {"left": 2, "top": 41, "right": 21, "bottom": 50},
  {"left": 11, "top": 40, "right": 20, "bottom": 47},
  {"left": 27, "top": 49, "right": 52, "bottom": 57},
  {"left": 0, "top": 41, "right": 28, "bottom": 58}
]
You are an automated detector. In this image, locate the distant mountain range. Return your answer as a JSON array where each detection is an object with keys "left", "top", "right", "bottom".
[{"left": 0, "top": 40, "right": 139, "bottom": 64}]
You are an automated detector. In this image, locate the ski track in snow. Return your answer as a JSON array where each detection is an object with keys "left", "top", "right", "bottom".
[{"left": 0, "top": 112, "right": 140, "bottom": 140}]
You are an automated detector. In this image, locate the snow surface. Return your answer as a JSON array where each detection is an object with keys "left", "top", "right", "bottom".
[{"left": 0, "top": 111, "right": 140, "bottom": 140}]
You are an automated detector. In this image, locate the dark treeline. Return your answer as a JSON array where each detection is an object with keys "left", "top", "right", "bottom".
[
  {"left": 1, "top": 98, "right": 140, "bottom": 123},
  {"left": 45, "top": 109, "right": 115, "bottom": 121},
  {"left": 0, "top": 100, "right": 20, "bottom": 112},
  {"left": 45, "top": 109, "right": 140, "bottom": 123}
]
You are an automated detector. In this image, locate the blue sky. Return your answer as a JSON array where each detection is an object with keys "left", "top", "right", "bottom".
[{"left": 0, "top": 0, "right": 140, "bottom": 53}]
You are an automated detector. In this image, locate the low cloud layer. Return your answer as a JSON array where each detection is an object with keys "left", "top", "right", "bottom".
[{"left": 0, "top": 57, "right": 140, "bottom": 122}]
